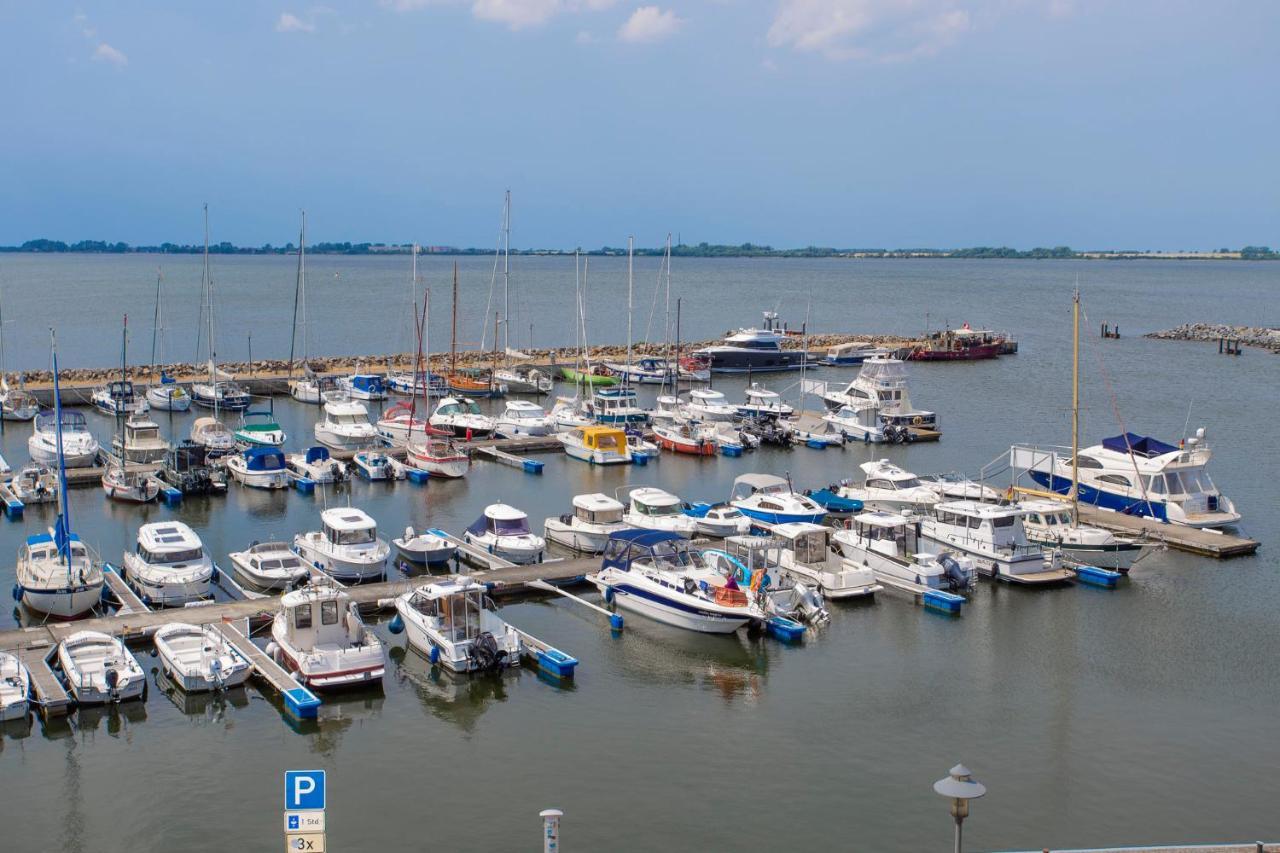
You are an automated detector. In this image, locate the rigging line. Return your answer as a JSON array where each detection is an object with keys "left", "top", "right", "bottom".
[
  {"left": 642, "top": 239, "right": 664, "bottom": 349},
  {"left": 480, "top": 202, "right": 504, "bottom": 352},
  {"left": 1079, "top": 301, "right": 1156, "bottom": 517}
]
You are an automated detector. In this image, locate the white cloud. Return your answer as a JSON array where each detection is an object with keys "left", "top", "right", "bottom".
[
  {"left": 767, "top": 0, "right": 974, "bottom": 62},
  {"left": 385, "top": 0, "right": 615, "bottom": 29},
  {"left": 91, "top": 43, "right": 128, "bottom": 66},
  {"left": 72, "top": 12, "right": 95, "bottom": 38},
  {"left": 276, "top": 12, "right": 317, "bottom": 32},
  {"left": 618, "top": 5, "right": 684, "bottom": 42}
]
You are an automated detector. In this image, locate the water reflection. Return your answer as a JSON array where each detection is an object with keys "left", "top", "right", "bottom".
[
  {"left": 611, "top": 618, "right": 771, "bottom": 704},
  {"left": 152, "top": 667, "right": 250, "bottom": 720},
  {"left": 388, "top": 643, "right": 522, "bottom": 732},
  {"left": 73, "top": 699, "right": 148, "bottom": 737}
]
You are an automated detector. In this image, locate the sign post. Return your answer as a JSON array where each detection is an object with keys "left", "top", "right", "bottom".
[
  {"left": 540, "top": 809, "right": 563, "bottom": 853},
  {"left": 285, "top": 770, "right": 327, "bottom": 852}
]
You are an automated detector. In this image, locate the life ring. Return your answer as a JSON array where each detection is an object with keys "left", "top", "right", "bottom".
[{"left": 912, "top": 416, "right": 923, "bottom": 426}]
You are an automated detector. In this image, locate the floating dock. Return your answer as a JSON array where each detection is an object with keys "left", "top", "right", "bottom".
[
  {"left": 213, "top": 620, "right": 321, "bottom": 719},
  {"left": 1076, "top": 505, "right": 1259, "bottom": 559},
  {"left": 871, "top": 572, "right": 967, "bottom": 615},
  {"left": 19, "top": 646, "right": 74, "bottom": 717}
]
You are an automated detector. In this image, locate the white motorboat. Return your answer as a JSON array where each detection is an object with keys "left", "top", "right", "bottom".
[
  {"left": 112, "top": 414, "right": 169, "bottom": 463},
  {"left": 649, "top": 395, "right": 682, "bottom": 425},
  {"left": 463, "top": 503, "right": 546, "bottom": 564},
  {"left": 392, "top": 526, "right": 458, "bottom": 567},
  {"left": 495, "top": 399, "right": 555, "bottom": 437},
  {"left": 228, "top": 541, "right": 310, "bottom": 590},
  {"left": 836, "top": 459, "right": 941, "bottom": 513},
  {"left": 544, "top": 493, "right": 633, "bottom": 553},
  {"left": 101, "top": 460, "right": 161, "bottom": 503},
  {"left": 92, "top": 379, "right": 149, "bottom": 417},
  {"left": 757, "top": 522, "right": 880, "bottom": 599},
  {"left": 3, "top": 464, "right": 58, "bottom": 504},
  {"left": 233, "top": 409, "right": 286, "bottom": 448},
  {"left": 549, "top": 396, "right": 594, "bottom": 432},
  {"left": 57, "top": 631, "right": 146, "bottom": 704},
  {"left": 622, "top": 487, "right": 700, "bottom": 537},
  {"left": 1017, "top": 428, "right": 1241, "bottom": 528},
  {"left": 352, "top": 450, "right": 405, "bottom": 481},
  {"left": 314, "top": 396, "right": 380, "bottom": 451},
  {"left": 591, "top": 531, "right": 763, "bottom": 633},
  {"left": 387, "top": 370, "right": 445, "bottom": 398},
  {"left": 122, "top": 521, "right": 216, "bottom": 605},
  {"left": 191, "top": 376, "right": 251, "bottom": 411},
  {"left": 0, "top": 653, "right": 31, "bottom": 721},
  {"left": 920, "top": 500, "right": 1072, "bottom": 585},
  {"left": 146, "top": 375, "right": 191, "bottom": 411},
  {"left": 286, "top": 446, "right": 348, "bottom": 484},
  {"left": 494, "top": 364, "right": 553, "bottom": 395},
  {"left": 289, "top": 369, "right": 330, "bottom": 405},
  {"left": 833, "top": 511, "right": 976, "bottom": 591},
  {"left": 681, "top": 502, "right": 753, "bottom": 538},
  {"left": 0, "top": 379, "right": 38, "bottom": 421},
  {"left": 603, "top": 356, "right": 674, "bottom": 385},
  {"left": 709, "top": 537, "right": 830, "bottom": 629},
  {"left": 821, "top": 341, "right": 890, "bottom": 365},
  {"left": 337, "top": 371, "right": 388, "bottom": 401},
  {"left": 1018, "top": 500, "right": 1150, "bottom": 572},
  {"left": 29, "top": 410, "right": 99, "bottom": 468},
  {"left": 393, "top": 576, "right": 524, "bottom": 673},
  {"left": 294, "top": 507, "right": 391, "bottom": 582},
  {"left": 694, "top": 312, "right": 805, "bottom": 373},
  {"left": 269, "top": 582, "right": 385, "bottom": 690},
  {"left": 429, "top": 396, "right": 495, "bottom": 439},
  {"left": 375, "top": 401, "right": 430, "bottom": 447},
  {"left": 225, "top": 447, "right": 290, "bottom": 489},
  {"left": 820, "top": 357, "right": 937, "bottom": 442},
  {"left": 729, "top": 474, "right": 826, "bottom": 525},
  {"left": 405, "top": 434, "right": 470, "bottom": 479},
  {"left": 735, "top": 384, "right": 795, "bottom": 420},
  {"left": 15, "top": 337, "right": 105, "bottom": 619},
  {"left": 153, "top": 623, "right": 252, "bottom": 693},
  {"left": 921, "top": 474, "right": 1002, "bottom": 503},
  {"left": 190, "top": 416, "right": 237, "bottom": 459},
  {"left": 653, "top": 419, "right": 718, "bottom": 456},
  {"left": 683, "top": 388, "right": 737, "bottom": 422},
  {"left": 559, "top": 425, "right": 633, "bottom": 465}
]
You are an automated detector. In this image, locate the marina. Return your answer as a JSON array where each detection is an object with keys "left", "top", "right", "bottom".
[{"left": 0, "top": 255, "right": 1274, "bottom": 852}]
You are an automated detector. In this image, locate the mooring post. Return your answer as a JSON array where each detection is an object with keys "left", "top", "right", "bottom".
[{"left": 540, "top": 809, "right": 563, "bottom": 853}]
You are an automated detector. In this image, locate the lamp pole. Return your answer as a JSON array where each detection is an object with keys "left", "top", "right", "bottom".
[{"left": 933, "top": 764, "right": 986, "bottom": 853}]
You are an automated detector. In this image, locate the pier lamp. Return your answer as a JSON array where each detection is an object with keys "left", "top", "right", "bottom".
[{"left": 933, "top": 764, "right": 986, "bottom": 853}]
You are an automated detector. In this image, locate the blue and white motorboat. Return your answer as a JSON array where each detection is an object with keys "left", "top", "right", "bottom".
[
  {"left": 225, "top": 447, "right": 290, "bottom": 489},
  {"left": 191, "top": 379, "right": 251, "bottom": 411},
  {"left": 820, "top": 341, "right": 890, "bottom": 366},
  {"left": 388, "top": 370, "right": 446, "bottom": 397},
  {"left": 92, "top": 379, "right": 148, "bottom": 417},
  {"left": 729, "top": 474, "right": 826, "bottom": 525},
  {"left": 1015, "top": 429, "right": 1241, "bottom": 528},
  {"left": 463, "top": 504, "right": 546, "bottom": 564},
  {"left": 590, "top": 530, "right": 765, "bottom": 634},
  {"left": 286, "top": 446, "right": 347, "bottom": 484},
  {"left": 604, "top": 357, "right": 675, "bottom": 385},
  {"left": 338, "top": 372, "right": 388, "bottom": 401},
  {"left": 588, "top": 387, "right": 649, "bottom": 426}
]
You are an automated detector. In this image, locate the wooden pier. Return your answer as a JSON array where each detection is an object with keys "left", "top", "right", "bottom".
[
  {"left": 213, "top": 620, "right": 321, "bottom": 718},
  {"left": 19, "top": 646, "right": 74, "bottom": 717},
  {"left": 1076, "top": 505, "right": 1259, "bottom": 559},
  {"left": 101, "top": 564, "right": 150, "bottom": 615}
]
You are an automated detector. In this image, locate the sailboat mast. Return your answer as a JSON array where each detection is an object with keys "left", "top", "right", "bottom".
[
  {"left": 626, "top": 235, "right": 634, "bottom": 372},
  {"left": 450, "top": 262, "right": 458, "bottom": 375},
  {"left": 1071, "top": 288, "right": 1081, "bottom": 524},
  {"left": 289, "top": 211, "right": 306, "bottom": 379},
  {"left": 50, "top": 330, "right": 72, "bottom": 568},
  {"left": 502, "top": 190, "right": 510, "bottom": 354},
  {"left": 150, "top": 270, "right": 161, "bottom": 379}
]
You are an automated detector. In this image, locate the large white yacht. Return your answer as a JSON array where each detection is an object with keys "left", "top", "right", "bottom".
[
  {"left": 122, "top": 521, "right": 216, "bottom": 605},
  {"left": 28, "top": 411, "right": 99, "bottom": 468},
  {"left": 820, "top": 357, "right": 937, "bottom": 442}
]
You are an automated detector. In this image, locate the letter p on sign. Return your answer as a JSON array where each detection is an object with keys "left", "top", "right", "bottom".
[{"left": 285, "top": 770, "right": 326, "bottom": 811}]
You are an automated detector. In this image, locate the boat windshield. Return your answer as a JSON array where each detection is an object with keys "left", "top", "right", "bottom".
[
  {"left": 578, "top": 507, "right": 623, "bottom": 524},
  {"left": 464, "top": 401, "right": 482, "bottom": 415},
  {"left": 1159, "top": 467, "right": 1215, "bottom": 497},
  {"left": 492, "top": 517, "right": 532, "bottom": 535},
  {"left": 330, "top": 526, "right": 375, "bottom": 545},
  {"left": 790, "top": 529, "right": 829, "bottom": 563},
  {"left": 637, "top": 499, "right": 680, "bottom": 516},
  {"left": 141, "top": 545, "right": 203, "bottom": 564},
  {"left": 509, "top": 408, "right": 543, "bottom": 420},
  {"left": 332, "top": 414, "right": 368, "bottom": 425},
  {"left": 647, "top": 539, "right": 698, "bottom": 569}
]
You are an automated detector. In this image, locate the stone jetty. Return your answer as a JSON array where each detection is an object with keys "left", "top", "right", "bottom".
[{"left": 1144, "top": 323, "right": 1280, "bottom": 352}]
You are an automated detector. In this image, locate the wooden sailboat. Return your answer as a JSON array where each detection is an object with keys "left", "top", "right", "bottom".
[
  {"left": 443, "top": 262, "right": 504, "bottom": 397},
  {"left": 102, "top": 316, "right": 160, "bottom": 503},
  {"left": 146, "top": 268, "right": 191, "bottom": 411}
]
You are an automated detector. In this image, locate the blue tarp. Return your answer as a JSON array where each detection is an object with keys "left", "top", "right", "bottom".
[
  {"left": 305, "top": 446, "right": 330, "bottom": 464},
  {"left": 1102, "top": 433, "right": 1178, "bottom": 458},
  {"left": 243, "top": 447, "right": 285, "bottom": 471}
]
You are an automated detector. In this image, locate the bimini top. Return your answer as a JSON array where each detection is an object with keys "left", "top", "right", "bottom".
[
  {"left": 1100, "top": 433, "right": 1179, "bottom": 459},
  {"left": 482, "top": 503, "right": 529, "bottom": 521},
  {"left": 606, "top": 529, "right": 686, "bottom": 548},
  {"left": 137, "top": 521, "right": 203, "bottom": 553},
  {"left": 732, "top": 473, "right": 789, "bottom": 493},
  {"left": 242, "top": 447, "right": 286, "bottom": 470},
  {"left": 304, "top": 446, "right": 331, "bottom": 463},
  {"left": 320, "top": 507, "right": 377, "bottom": 531}
]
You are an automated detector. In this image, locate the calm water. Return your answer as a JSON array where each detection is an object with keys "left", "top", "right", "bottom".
[{"left": 0, "top": 257, "right": 1276, "bottom": 852}]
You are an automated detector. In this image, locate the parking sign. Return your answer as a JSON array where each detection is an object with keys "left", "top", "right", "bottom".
[{"left": 284, "top": 770, "right": 326, "bottom": 811}]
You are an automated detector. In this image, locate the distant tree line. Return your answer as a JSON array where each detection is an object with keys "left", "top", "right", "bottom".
[{"left": 1, "top": 239, "right": 1276, "bottom": 259}]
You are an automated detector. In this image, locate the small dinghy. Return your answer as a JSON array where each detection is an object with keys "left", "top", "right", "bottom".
[
  {"left": 286, "top": 446, "right": 347, "bottom": 484},
  {"left": 463, "top": 504, "right": 546, "bottom": 564},
  {"left": 228, "top": 541, "right": 310, "bottom": 590},
  {"left": 153, "top": 623, "right": 252, "bottom": 693},
  {"left": 57, "top": 630, "right": 146, "bottom": 704},
  {"left": 4, "top": 464, "right": 59, "bottom": 504},
  {"left": 393, "top": 526, "right": 457, "bottom": 567},
  {"left": 0, "top": 652, "right": 32, "bottom": 722},
  {"left": 352, "top": 450, "right": 405, "bottom": 481},
  {"left": 269, "top": 582, "right": 385, "bottom": 690},
  {"left": 392, "top": 576, "right": 524, "bottom": 673},
  {"left": 682, "top": 502, "right": 753, "bottom": 538}
]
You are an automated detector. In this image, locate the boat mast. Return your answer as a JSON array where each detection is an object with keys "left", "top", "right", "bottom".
[
  {"left": 626, "top": 235, "right": 634, "bottom": 375},
  {"left": 289, "top": 211, "right": 306, "bottom": 380},
  {"left": 502, "top": 189, "right": 510, "bottom": 355},
  {"left": 1071, "top": 288, "right": 1081, "bottom": 526},
  {"left": 117, "top": 315, "right": 128, "bottom": 465},
  {"left": 150, "top": 269, "right": 162, "bottom": 380},
  {"left": 450, "top": 262, "right": 458, "bottom": 376},
  {"left": 50, "top": 330, "right": 73, "bottom": 570}
]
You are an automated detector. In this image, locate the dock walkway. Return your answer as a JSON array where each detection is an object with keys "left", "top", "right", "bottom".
[{"left": 1077, "top": 506, "right": 1259, "bottom": 558}]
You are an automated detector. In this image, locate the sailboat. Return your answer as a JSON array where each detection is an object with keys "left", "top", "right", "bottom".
[
  {"left": 489, "top": 192, "right": 552, "bottom": 395},
  {"left": 191, "top": 205, "right": 250, "bottom": 411},
  {"left": 442, "top": 262, "right": 505, "bottom": 398},
  {"left": 404, "top": 288, "right": 470, "bottom": 478},
  {"left": 387, "top": 245, "right": 443, "bottom": 399},
  {"left": 558, "top": 253, "right": 616, "bottom": 388},
  {"left": 287, "top": 215, "right": 328, "bottom": 403},
  {"left": 0, "top": 287, "right": 38, "bottom": 421},
  {"left": 605, "top": 237, "right": 675, "bottom": 385},
  {"left": 15, "top": 332, "right": 106, "bottom": 619},
  {"left": 146, "top": 269, "right": 191, "bottom": 411},
  {"left": 102, "top": 316, "right": 161, "bottom": 503}
]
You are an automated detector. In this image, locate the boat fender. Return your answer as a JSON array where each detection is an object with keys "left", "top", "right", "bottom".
[
  {"left": 11, "top": 584, "right": 20, "bottom": 602},
  {"left": 388, "top": 614, "right": 405, "bottom": 635},
  {"left": 603, "top": 585, "right": 615, "bottom": 604}
]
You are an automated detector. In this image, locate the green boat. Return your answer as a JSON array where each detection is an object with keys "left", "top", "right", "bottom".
[
  {"left": 233, "top": 409, "right": 287, "bottom": 447},
  {"left": 560, "top": 366, "right": 618, "bottom": 387}
]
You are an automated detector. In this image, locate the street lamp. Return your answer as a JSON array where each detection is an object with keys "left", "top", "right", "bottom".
[{"left": 934, "top": 763, "right": 986, "bottom": 853}]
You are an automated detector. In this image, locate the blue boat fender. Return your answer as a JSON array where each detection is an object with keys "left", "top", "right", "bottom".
[
  {"left": 11, "top": 584, "right": 20, "bottom": 602},
  {"left": 610, "top": 613, "right": 624, "bottom": 631},
  {"left": 428, "top": 646, "right": 440, "bottom": 665},
  {"left": 603, "top": 585, "right": 615, "bottom": 604},
  {"left": 388, "top": 614, "right": 405, "bottom": 635}
]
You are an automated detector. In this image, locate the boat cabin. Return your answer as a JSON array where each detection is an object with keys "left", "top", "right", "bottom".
[
  {"left": 321, "top": 508, "right": 379, "bottom": 546},
  {"left": 627, "top": 487, "right": 685, "bottom": 518},
  {"left": 845, "top": 511, "right": 925, "bottom": 558},
  {"left": 322, "top": 400, "right": 373, "bottom": 425},
  {"left": 135, "top": 522, "right": 206, "bottom": 566},
  {"left": 400, "top": 577, "right": 491, "bottom": 644},
  {"left": 345, "top": 374, "right": 385, "bottom": 396},
  {"left": 279, "top": 585, "right": 367, "bottom": 649},
  {"left": 569, "top": 426, "right": 626, "bottom": 453},
  {"left": 468, "top": 504, "right": 533, "bottom": 537},
  {"left": 572, "top": 493, "right": 625, "bottom": 525},
  {"left": 930, "top": 501, "right": 1034, "bottom": 552},
  {"left": 434, "top": 397, "right": 483, "bottom": 417},
  {"left": 241, "top": 447, "right": 286, "bottom": 472},
  {"left": 771, "top": 522, "right": 834, "bottom": 563},
  {"left": 21, "top": 531, "right": 90, "bottom": 567},
  {"left": 602, "top": 529, "right": 699, "bottom": 572}
]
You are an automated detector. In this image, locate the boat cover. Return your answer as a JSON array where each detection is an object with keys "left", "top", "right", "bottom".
[{"left": 1101, "top": 433, "right": 1178, "bottom": 458}]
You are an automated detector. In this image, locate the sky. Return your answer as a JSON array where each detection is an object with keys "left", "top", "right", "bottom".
[{"left": 1, "top": 1, "right": 1277, "bottom": 250}]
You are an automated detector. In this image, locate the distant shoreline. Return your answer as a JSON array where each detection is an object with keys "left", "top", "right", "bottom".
[{"left": 1, "top": 240, "right": 1276, "bottom": 260}]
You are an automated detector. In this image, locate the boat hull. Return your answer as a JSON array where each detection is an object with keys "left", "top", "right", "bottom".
[
  {"left": 596, "top": 580, "right": 751, "bottom": 634},
  {"left": 19, "top": 581, "right": 103, "bottom": 620},
  {"left": 294, "top": 539, "right": 389, "bottom": 582},
  {"left": 147, "top": 386, "right": 191, "bottom": 411},
  {"left": 1028, "top": 471, "right": 1241, "bottom": 528}
]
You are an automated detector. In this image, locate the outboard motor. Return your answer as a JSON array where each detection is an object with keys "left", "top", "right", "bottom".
[
  {"left": 468, "top": 632, "right": 501, "bottom": 671},
  {"left": 938, "top": 552, "right": 970, "bottom": 591},
  {"left": 105, "top": 667, "right": 120, "bottom": 701}
]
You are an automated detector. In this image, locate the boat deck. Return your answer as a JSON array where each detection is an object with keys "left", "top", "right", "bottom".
[{"left": 1077, "top": 506, "right": 1259, "bottom": 559}]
